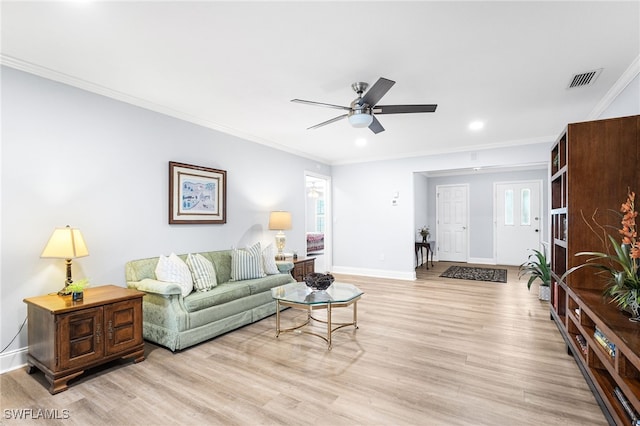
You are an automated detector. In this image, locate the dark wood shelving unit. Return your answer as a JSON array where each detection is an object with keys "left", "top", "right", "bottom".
[{"left": 550, "top": 115, "right": 640, "bottom": 425}]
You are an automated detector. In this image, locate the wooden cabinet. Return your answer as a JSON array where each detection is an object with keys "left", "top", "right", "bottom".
[
  {"left": 550, "top": 115, "right": 640, "bottom": 425},
  {"left": 291, "top": 257, "right": 316, "bottom": 282},
  {"left": 24, "top": 285, "right": 145, "bottom": 394}
]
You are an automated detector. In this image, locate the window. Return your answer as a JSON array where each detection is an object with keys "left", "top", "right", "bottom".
[
  {"left": 521, "top": 188, "right": 531, "bottom": 225},
  {"left": 504, "top": 190, "right": 514, "bottom": 225},
  {"left": 316, "top": 199, "right": 325, "bottom": 232}
]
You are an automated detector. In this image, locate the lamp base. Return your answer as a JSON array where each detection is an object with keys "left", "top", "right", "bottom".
[
  {"left": 275, "top": 231, "right": 286, "bottom": 260},
  {"left": 57, "top": 259, "right": 75, "bottom": 295}
]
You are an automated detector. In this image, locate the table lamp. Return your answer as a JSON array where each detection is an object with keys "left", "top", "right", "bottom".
[
  {"left": 41, "top": 225, "right": 89, "bottom": 294},
  {"left": 268, "top": 211, "right": 291, "bottom": 260}
]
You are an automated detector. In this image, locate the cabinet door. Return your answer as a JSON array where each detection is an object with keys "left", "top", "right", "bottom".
[
  {"left": 304, "top": 259, "right": 315, "bottom": 275},
  {"left": 58, "top": 307, "right": 104, "bottom": 370},
  {"left": 104, "top": 299, "right": 143, "bottom": 356},
  {"left": 292, "top": 263, "right": 304, "bottom": 282}
]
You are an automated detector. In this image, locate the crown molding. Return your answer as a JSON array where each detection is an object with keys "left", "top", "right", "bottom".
[
  {"left": 0, "top": 55, "right": 331, "bottom": 165},
  {"left": 588, "top": 55, "right": 640, "bottom": 120}
]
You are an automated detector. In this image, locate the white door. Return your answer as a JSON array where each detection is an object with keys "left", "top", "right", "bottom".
[
  {"left": 495, "top": 181, "right": 542, "bottom": 265},
  {"left": 437, "top": 184, "right": 468, "bottom": 262}
]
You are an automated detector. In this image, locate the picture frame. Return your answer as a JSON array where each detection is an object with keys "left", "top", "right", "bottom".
[{"left": 169, "top": 161, "right": 227, "bottom": 224}]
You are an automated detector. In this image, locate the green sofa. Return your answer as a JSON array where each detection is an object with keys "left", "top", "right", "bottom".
[{"left": 125, "top": 250, "right": 295, "bottom": 351}]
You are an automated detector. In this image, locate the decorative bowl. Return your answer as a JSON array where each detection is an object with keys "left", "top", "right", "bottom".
[{"left": 304, "top": 273, "right": 335, "bottom": 291}]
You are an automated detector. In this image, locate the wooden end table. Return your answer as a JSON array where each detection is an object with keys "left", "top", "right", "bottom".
[{"left": 23, "top": 285, "right": 145, "bottom": 394}]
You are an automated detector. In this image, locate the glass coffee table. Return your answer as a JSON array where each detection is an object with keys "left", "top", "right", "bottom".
[{"left": 271, "top": 282, "right": 363, "bottom": 349}]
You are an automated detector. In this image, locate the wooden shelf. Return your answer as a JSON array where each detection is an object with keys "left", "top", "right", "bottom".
[{"left": 549, "top": 115, "right": 640, "bottom": 425}]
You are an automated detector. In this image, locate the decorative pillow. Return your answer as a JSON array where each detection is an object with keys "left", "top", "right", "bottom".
[
  {"left": 186, "top": 253, "right": 217, "bottom": 292},
  {"left": 231, "top": 243, "right": 266, "bottom": 281},
  {"left": 155, "top": 253, "right": 193, "bottom": 297},
  {"left": 262, "top": 243, "right": 280, "bottom": 275}
]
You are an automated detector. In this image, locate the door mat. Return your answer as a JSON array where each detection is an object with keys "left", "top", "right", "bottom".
[{"left": 440, "top": 266, "right": 507, "bottom": 283}]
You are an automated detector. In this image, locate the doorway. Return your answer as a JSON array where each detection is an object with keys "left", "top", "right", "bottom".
[
  {"left": 495, "top": 180, "right": 542, "bottom": 265},
  {"left": 436, "top": 184, "right": 469, "bottom": 262},
  {"left": 304, "top": 172, "right": 331, "bottom": 273}
]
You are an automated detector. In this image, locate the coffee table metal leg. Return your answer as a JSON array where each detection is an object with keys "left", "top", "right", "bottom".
[
  {"left": 275, "top": 300, "right": 281, "bottom": 337},
  {"left": 353, "top": 301, "right": 358, "bottom": 329},
  {"left": 327, "top": 303, "right": 332, "bottom": 350}
]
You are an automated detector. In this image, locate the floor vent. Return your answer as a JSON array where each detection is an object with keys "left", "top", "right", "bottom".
[{"left": 567, "top": 69, "right": 602, "bottom": 88}]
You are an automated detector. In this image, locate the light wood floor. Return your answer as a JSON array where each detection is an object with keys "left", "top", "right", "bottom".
[{"left": 1, "top": 262, "right": 607, "bottom": 425}]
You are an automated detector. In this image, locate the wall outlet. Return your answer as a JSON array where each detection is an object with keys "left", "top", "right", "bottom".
[{"left": 391, "top": 199, "right": 398, "bottom": 206}]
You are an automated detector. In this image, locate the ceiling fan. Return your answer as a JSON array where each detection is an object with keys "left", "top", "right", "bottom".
[{"left": 291, "top": 77, "right": 437, "bottom": 134}]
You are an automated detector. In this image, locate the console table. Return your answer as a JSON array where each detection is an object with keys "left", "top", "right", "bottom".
[{"left": 415, "top": 241, "right": 434, "bottom": 269}]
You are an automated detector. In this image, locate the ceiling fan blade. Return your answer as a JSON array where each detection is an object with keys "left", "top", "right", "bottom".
[
  {"left": 359, "top": 77, "right": 395, "bottom": 107},
  {"left": 291, "top": 99, "right": 351, "bottom": 111},
  {"left": 368, "top": 115, "right": 385, "bottom": 134},
  {"left": 374, "top": 104, "right": 438, "bottom": 114},
  {"left": 307, "top": 114, "right": 348, "bottom": 130}
]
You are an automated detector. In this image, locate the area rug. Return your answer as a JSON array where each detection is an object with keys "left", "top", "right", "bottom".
[{"left": 440, "top": 266, "right": 507, "bottom": 283}]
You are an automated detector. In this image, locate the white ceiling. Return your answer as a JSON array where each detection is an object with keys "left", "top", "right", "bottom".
[{"left": 2, "top": 1, "right": 639, "bottom": 165}]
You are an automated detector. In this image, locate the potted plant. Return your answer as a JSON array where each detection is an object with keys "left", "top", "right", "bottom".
[
  {"left": 562, "top": 189, "right": 640, "bottom": 321},
  {"left": 61, "top": 278, "right": 90, "bottom": 301},
  {"left": 418, "top": 226, "right": 430, "bottom": 242},
  {"left": 519, "top": 248, "right": 551, "bottom": 301}
]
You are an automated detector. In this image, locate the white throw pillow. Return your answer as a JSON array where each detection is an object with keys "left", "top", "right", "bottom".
[
  {"left": 155, "top": 253, "right": 194, "bottom": 297},
  {"left": 186, "top": 253, "right": 217, "bottom": 292},
  {"left": 231, "top": 243, "right": 266, "bottom": 281},
  {"left": 262, "top": 243, "right": 280, "bottom": 275}
]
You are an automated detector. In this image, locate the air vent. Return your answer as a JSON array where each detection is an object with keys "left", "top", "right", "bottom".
[{"left": 567, "top": 69, "right": 602, "bottom": 88}]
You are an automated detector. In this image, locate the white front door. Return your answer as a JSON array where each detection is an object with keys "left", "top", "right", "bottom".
[
  {"left": 437, "top": 184, "right": 468, "bottom": 262},
  {"left": 495, "top": 180, "right": 542, "bottom": 265}
]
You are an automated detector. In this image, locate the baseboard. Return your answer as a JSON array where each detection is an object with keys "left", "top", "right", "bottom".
[
  {"left": 331, "top": 266, "right": 416, "bottom": 281},
  {"left": 0, "top": 347, "right": 28, "bottom": 374},
  {"left": 467, "top": 257, "right": 496, "bottom": 265}
]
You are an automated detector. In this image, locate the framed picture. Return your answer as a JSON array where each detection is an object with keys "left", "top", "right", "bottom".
[{"left": 169, "top": 161, "right": 227, "bottom": 224}]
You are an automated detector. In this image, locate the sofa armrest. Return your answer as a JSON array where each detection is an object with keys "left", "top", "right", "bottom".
[{"left": 127, "top": 278, "right": 183, "bottom": 296}]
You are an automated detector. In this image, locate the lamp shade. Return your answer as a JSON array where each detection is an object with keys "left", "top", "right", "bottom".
[
  {"left": 41, "top": 226, "right": 89, "bottom": 259},
  {"left": 268, "top": 211, "right": 292, "bottom": 231}
]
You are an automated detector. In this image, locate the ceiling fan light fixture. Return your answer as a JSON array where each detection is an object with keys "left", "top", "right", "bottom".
[{"left": 348, "top": 112, "right": 373, "bottom": 128}]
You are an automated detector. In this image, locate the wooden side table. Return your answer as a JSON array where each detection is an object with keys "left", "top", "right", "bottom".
[
  {"left": 415, "top": 241, "right": 434, "bottom": 269},
  {"left": 23, "top": 285, "right": 145, "bottom": 394},
  {"left": 290, "top": 257, "right": 316, "bottom": 282}
]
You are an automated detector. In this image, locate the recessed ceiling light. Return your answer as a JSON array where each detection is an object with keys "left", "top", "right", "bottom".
[
  {"left": 469, "top": 121, "right": 484, "bottom": 131},
  {"left": 355, "top": 138, "right": 367, "bottom": 147}
]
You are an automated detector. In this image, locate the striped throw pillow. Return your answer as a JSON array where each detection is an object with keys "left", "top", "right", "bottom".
[
  {"left": 186, "top": 253, "right": 217, "bottom": 292},
  {"left": 231, "top": 243, "right": 266, "bottom": 281}
]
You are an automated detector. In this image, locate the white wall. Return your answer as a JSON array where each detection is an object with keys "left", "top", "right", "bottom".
[
  {"left": 426, "top": 169, "right": 548, "bottom": 262},
  {"left": 0, "top": 67, "right": 331, "bottom": 371},
  {"left": 331, "top": 144, "right": 550, "bottom": 279},
  {"left": 413, "top": 172, "right": 429, "bottom": 244}
]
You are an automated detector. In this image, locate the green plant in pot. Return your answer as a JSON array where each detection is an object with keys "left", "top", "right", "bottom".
[
  {"left": 519, "top": 248, "right": 551, "bottom": 301},
  {"left": 418, "top": 226, "right": 430, "bottom": 242},
  {"left": 61, "top": 278, "right": 89, "bottom": 301},
  {"left": 561, "top": 189, "right": 640, "bottom": 321}
]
